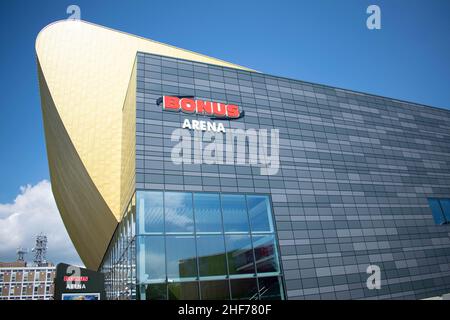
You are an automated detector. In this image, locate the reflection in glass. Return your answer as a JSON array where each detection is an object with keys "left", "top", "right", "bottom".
[
  {"left": 247, "top": 196, "right": 273, "bottom": 232},
  {"left": 130, "top": 196, "right": 136, "bottom": 238},
  {"left": 116, "top": 191, "right": 285, "bottom": 300},
  {"left": 194, "top": 193, "right": 222, "bottom": 232},
  {"left": 230, "top": 278, "right": 259, "bottom": 300},
  {"left": 166, "top": 236, "right": 197, "bottom": 280},
  {"left": 225, "top": 235, "right": 255, "bottom": 276},
  {"left": 140, "top": 283, "right": 166, "bottom": 300},
  {"left": 168, "top": 282, "right": 199, "bottom": 300},
  {"left": 165, "top": 192, "right": 194, "bottom": 233},
  {"left": 200, "top": 280, "right": 230, "bottom": 300},
  {"left": 440, "top": 199, "right": 450, "bottom": 222},
  {"left": 197, "top": 235, "right": 227, "bottom": 278},
  {"left": 252, "top": 235, "right": 279, "bottom": 274},
  {"left": 222, "top": 194, "right": 249, "bottom": 232},
  {"left": 428, "top": 199, "right": 445, "bottom": 225},
  {"left": 258, "top": 277, "right": 284, "bottom": 300},
  {"left": 138, "top": 236, "right": 165, "bottom": 283},
  {"left": 138, "top": 191, "right": 164, "bottom": 233}
]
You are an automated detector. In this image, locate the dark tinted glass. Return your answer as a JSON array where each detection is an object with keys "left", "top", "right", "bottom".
[
  {"left": 200, "top": 280, "right": 230, "bottom": 299},
  {"left": 253, "top": 235, "right": 280, "bottom": 273},
  {"left": 440, "top": 199, "right": 450, "bottom": 222},
  {"left": 258, "top": 277, "right": 283, "bottom": 300},
  {"left": 166, "top": 236, "right": 197, "bottom": 280},
  {"left": 141, "top": 283, "right": 167, "bottom": 300},
  {"left": 168, "top": 282, "right": 199, "bottom": 300},
  {"left": 225, "top": 234, "right": 255, "bottom": 275},
  {"left": 197, "top": 235, "right": 227, "bottom": 278},
  {"left": 428, "top": 199, "right": 445, "bottom": 225},
  {"left": 230, "top": 278, "right": 259, "bottom": 300}
]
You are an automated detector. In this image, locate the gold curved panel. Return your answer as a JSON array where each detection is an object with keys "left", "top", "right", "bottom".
[
  {"left": 36, "top": 20, "right": 252, "bottom": 269},
  {"left": 38, "top": 61, "right": 118, "bottom": 270}
]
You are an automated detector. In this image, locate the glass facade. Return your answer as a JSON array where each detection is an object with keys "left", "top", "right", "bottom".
[
  {"left": 101, "top": 197, "right": 136, "bottom": 300},
  {"left": 428, "top": 198, "right": 450, "bottom": 225},
  {"left": 101, "top": 51, "right": 450, "bottom": 300},
  {"left": 136, "top": 191, "right": 284, "bottom": 300},
  {"left": 101, "top": 192, "right": 284, "bottom": 300}
]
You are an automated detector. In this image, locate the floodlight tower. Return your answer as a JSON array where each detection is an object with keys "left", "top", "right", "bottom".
[
  {"left": 16, "top": 247, "right": 28, "bottom": 261},
  {"left": 32, "top": 234, "right": 48, "bottom": 266}
]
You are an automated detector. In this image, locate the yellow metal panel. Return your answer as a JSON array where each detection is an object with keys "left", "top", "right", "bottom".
[
  {"left": 38, "top": 62, "right": 117, "bottom": 269},
  {"left": 36, "top": 20, "right": 252, "bottom": 269},
  {"left": 120, "top": 59, "right": 137, "bottom": 217}
]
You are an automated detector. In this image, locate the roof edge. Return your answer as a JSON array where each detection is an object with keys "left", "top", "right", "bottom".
[{"left": 35, "top": 19, "right": 255, "bottom": 72}]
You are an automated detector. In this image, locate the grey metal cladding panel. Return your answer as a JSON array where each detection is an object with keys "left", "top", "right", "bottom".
[{"left": 135, "top": 52, "right": 450, "bottom": 300}]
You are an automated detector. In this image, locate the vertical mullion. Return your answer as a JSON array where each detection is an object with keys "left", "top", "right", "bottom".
[
  {"left": 219, "top": 193, "right": 232, "bottom": 300},
  {"left": 192, "top": 192, "right": 201, "bottom": 300},
  {"left": 245, "top": 194, "right": 261, "bottom": 300},
  {"left": 162, "top": 191, "right": 168, "bottom": 300},
  {"left": 437, "top": 199, "right": 448, "bottom": 224}
]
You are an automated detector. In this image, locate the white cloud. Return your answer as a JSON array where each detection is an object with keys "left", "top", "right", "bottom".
[{"left": 0, "top": 180, "right": 84, "bottom": 267}]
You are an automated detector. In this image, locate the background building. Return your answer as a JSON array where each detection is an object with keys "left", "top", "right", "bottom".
[
  {"left": 0, "top": 235, "right": 55, "bottom": 300},
  {"left": 0, "top": 262, "right": 55, "bottom": 300},
  {"left": 37, "top": 20, "right": 450, "bottom": 300}
]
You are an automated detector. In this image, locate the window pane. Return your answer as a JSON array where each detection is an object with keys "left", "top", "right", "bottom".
[
  {"left": 166, "top": 236, "right": 197, "bottom": 280},
  {"left": 138, "top": 236, "right": 165, "bottom": 283},
  {"left": 138, "top": 191, "right": 164, "bottom": 233},
  {"left": 428, "top": 199, "right": 445, "bottom": 225},
  {"left": 165, "top": 192, "right": 194, "bottom": 233},
  {"left": 139, "top": 283, "right": 166, "bottom": 300},
  {"left": 197, "top": 235, "right": 227, "bottom": 278},
  {"left": 168, "top": 282, "right": 199, "bottom": 300},
  {"left": 225, "top": 235, "right": 255, "bottom": 276},
  {"left": 247, "top": 196, "right": 273, "bottom": 232},
  {"left": 252, "top": 235, "right": 280, "bottom": 274},
  {"left": 258, "top": 277, "right": 283, "bottom": 300},
  {"left": 222, "top": 194, "right": 249, "bottom": 232},
  {"left": 230, "top": 278, "right": 259, "bottom": 300},
  {"left": 440, "top": 199, "right": 450, "bottom": 222},
  {"left": 200, "top": 280, "right": 230, "bottom": 300},
  {"left": 194, "top": 193, "right": 222, "bottom": 232},
  {"left": 130, "top": 200, "right": 136, "bottom": 238}
]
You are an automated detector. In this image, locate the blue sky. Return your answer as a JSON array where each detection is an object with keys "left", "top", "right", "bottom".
[
  {"left": 0, "top": 1, "right": 449, "bottom": 202},
  {"left": 0, "top": 0, "right": 450, "bottom": 203}
]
